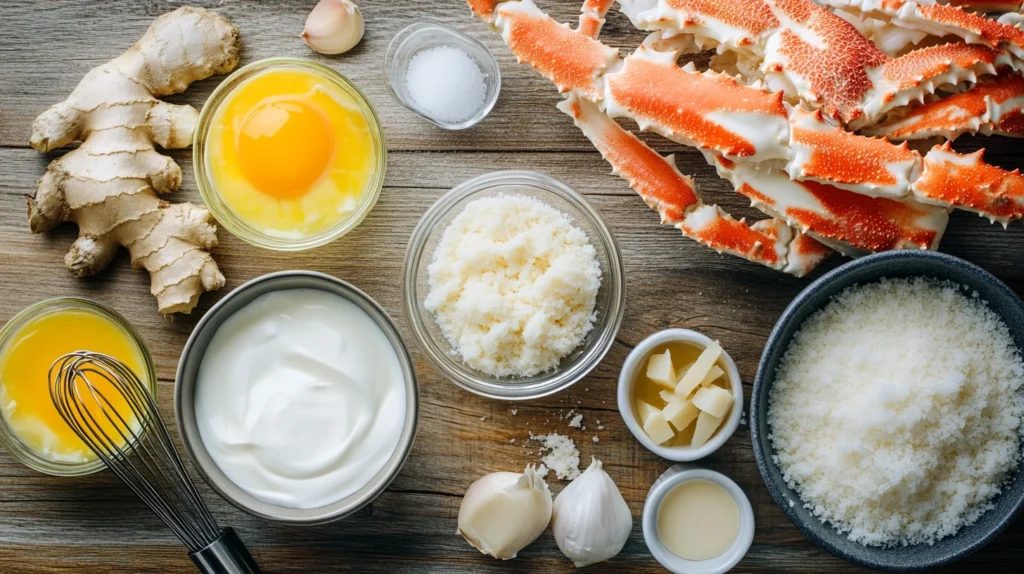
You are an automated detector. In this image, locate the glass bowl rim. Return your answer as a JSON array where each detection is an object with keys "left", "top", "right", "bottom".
[
  {"left": 0, "top": 297, "right": 158, "bottom": 476},
  {"left": 382, "top": 21, "right": 502, "bottom": 131},
  {"left": 193, "top": 57, "right": 388, "bottom": 251},
  {"left": 401, "top": 170, "right": 626, "bottom": 400}
]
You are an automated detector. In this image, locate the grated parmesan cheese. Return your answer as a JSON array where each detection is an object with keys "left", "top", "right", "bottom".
[
  {"left": 424, "top": 194, "right": 601, "bottom": 377},
  {"left": 530, "top": 432, "right": 581, "bottom": 480},
  {"left": 769, "top": 278, "right": 1024, "bottom": 547}
]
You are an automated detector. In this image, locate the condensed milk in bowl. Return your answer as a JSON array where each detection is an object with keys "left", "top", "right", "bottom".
[{"left": 175, "top": 271, "right": 419, "bottom": 524}]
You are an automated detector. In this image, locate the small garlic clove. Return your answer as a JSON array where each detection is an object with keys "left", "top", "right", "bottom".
[
  {"left": 457, "top": 465, "right": 553, "bottom": 560},
  {"left": 301, "top": 0, "right": 364, "bottom": 55},
  {"left": 552, "top": 458, "right": 633, "bottom": 568}
]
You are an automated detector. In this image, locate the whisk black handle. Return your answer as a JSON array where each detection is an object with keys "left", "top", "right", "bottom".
[{"left": 189, "top": 528, "right": 262, "bottom": 574}]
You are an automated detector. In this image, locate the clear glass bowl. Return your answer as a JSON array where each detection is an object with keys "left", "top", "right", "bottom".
[
  {"left": 384, "top": 22, "right": 501, "bottom": 130},
  {"left": 193, "top": 58, "right": 387, "bottom": 251},
  {"left": 0, "top": 298, "right": 157, "bottom": 476},
  {"left": 402, "top": 171, "right": 626, "bottom": 400}
]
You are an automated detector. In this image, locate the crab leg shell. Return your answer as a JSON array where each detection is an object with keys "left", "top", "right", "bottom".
[
  {"left": 603, "top": 45, "right": 792, "bottom": 162},
  {"left": 821, "top": 0, "right": 1024, "bottom": 61},
  {"left": 913, "top": 143, "right": 1024, "bottom": 224},
  {"left": 942, "top": 0, "right": 1024, "bottom": 11},
  {"left": 715, "top": 157, "right": 948, "bottom": 254},
  {"left": 579, "top": 0, "right": 615, "bottom": 38},
  {"left": 488, "top": 0, "right": 619, "bottom": 100},
  {"left": 557, "top": 94, "right": 698, "bottom": 224},
  {"left": 787, "top": 108, "right": 922, "bottom": 198},
  {"left": 619, "top": 0, "right": 780, "bottom": 50},
  {"left": 558, "top": 93, "right": 828, "bottom": 275},
  {"left": 866, "top": 72, "right": 1024, "bottom": 139}
]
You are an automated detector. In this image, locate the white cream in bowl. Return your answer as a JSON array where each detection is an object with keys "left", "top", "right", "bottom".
[{"left": 194, "top": 288, "right": 407, "bottom": 509}]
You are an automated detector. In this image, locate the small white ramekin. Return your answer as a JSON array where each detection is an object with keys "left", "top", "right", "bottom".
[
  {"left": 642, "top": 465, "right": 755, "bottom": 574},
  {"left": 617, "top": 329, "right": 743, "bottom": 461}
]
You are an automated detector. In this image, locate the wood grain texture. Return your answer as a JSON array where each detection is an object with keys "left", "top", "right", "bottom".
[{"left": 2, "top": 1, "right": 1024, "bottom": 572}]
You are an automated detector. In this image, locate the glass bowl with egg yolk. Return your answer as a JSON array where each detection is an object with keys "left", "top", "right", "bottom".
[
  {"left": 0, "top": 298, "right": 157, "bottom": 476},
  {"left": 194, "top": 58, "right": 386, "bottom": 250}
]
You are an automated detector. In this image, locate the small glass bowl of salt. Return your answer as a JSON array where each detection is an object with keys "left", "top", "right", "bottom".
[{"left": 384, "top": 22, "right": 500, "bottom": 130}]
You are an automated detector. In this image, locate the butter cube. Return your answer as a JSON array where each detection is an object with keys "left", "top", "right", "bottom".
[
  {"left": 659, "top": 389, "right": 676, "bottom": 404},
  {"left": 643, "top": 410, "right": 676, "bottom": 445},
  {"left": 637, "top": 400, "right": 659, "bottom": 426},
  {"left": 646, "top": 350, "right": 677, "bottom": 389},
  {"left": 691, "top": 411, "right": 724, "bottom": 448},
  {"left": 700, "top": 365, "right": 725, "bottom": 387},
  {"left": 675, "top": 342, "right": 722, "bottom": 399},
  {"left": 692, "top": 385, "right": 734, "bottom": 418},
  {"left": 662, "top": 397, "right": 700, "bottom": 432}
]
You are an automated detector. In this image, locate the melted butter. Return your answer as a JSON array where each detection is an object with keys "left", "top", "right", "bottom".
[{"left": 658, "top": 479, "right": 740, "bottom": 561}]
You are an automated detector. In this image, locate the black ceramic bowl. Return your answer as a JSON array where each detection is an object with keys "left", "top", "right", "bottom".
[{"left": 751, "top": 251, "right": 1024, "bottom": 571}]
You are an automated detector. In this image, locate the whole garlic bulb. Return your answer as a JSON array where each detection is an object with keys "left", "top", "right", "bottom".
[
  {"left": 301, "top": 0, "right": 364, "bottom": 55},
  {"left": 552, "top": 458, "right": 633, "bottom": 567},
  {"left": 457, "top": 465, "right": 553, "bottom": 560}
]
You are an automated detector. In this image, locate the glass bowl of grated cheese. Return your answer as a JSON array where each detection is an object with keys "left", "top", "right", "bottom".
[{"left": 402, "top": 171, "right": 625, "bottom": 400}]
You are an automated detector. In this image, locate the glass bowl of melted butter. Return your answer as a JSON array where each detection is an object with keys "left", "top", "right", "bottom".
[{"left": 194, "top": 58, "right": 387, "bottom": 251}]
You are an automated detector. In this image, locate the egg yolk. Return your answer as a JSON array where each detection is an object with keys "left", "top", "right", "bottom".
[
  {"left": 206, "top": 67, "right": 377, "bottom": 238},
  {"left": 237, "top": 100, "right": 335, "bottom": 199}
]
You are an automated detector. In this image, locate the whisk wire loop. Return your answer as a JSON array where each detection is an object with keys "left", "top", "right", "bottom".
[{"left": 49, "top": 352, "right": 222, "bottom": 551}]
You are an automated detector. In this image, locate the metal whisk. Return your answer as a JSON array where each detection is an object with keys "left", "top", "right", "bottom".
[{"left": 49, "top": 351, "right": 261, "bottom": 574}]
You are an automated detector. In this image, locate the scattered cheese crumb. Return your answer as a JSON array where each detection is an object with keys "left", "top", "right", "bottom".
[
  {"left": 770, "top": 278, "right": 1024, "bottom": 547},
  {"left": 529, "top": 432, "right": 581, "bottom": 480},
  {"left": 598, "top": 425, "right": 605, "bottom": 430},
  {"left": 510, "top": 438, "right": 516, "bottom": 444},
  {"left": 592, "top": 436, "right": 599, "bottom": 443},
  {"left": 568, "top": 413, "right": 583, "bottom": 428},
  {"left": 479, "top": 416, "right": 487, "bottom": 422},
  {"left": 424, "top": 194, "right": 602, "bottom": 377},
  {"left": 511, "top": 409, "right": 518, "bottom": 416}
]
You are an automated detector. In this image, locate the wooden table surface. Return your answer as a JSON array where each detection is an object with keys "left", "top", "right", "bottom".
[{"left": 2, "top": 1, "right": 1024, "bottom": 572}]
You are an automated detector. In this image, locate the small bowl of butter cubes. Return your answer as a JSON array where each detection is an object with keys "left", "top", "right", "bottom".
[{"left": 618, "top": 329, "right": 743, "bottom": 461}]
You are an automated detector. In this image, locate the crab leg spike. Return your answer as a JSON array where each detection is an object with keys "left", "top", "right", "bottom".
[
  {"left": 579, "top": 0, "right": 615, "bottom": 38},
  {"left": 866, "top": 72, "right": 1024, "bottom": 139},
  {"left": 558, "top": 94, "right": 828, "bottom": 275},
  {"left": 715, "top": 157, "right": 948, "bottom": 254},
  {"left": 913, "top": 143, "right": 1024, "bottom": 225}
]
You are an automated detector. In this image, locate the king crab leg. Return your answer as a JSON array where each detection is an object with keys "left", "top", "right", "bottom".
[
  {"left": 867, "top": 71, "right": 1024, "bottom": 138},
  {"left": 559, "top": 93, "right": 832, "bottom": 275}
]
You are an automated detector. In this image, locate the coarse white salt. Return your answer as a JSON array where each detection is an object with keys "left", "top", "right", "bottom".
[
  {"left": 769, "top": 278, "right": 1024, "bottom": 547},
  {"left": 404, "top": 45, "right": 486, "bottom": 124},
  {"left": 530, "top": 432, "right": 581, "bottom": 480}
]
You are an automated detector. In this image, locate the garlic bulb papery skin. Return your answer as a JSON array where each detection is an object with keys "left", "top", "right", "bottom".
[
  {"left": 457, "top": 465, "right": 553, "bottom": 560},
  {"left": 301, "top": 0, "right": 364, "bottom": 55},
  {"left": 552, "top": 458, "right": 633, "bottom": 567}
]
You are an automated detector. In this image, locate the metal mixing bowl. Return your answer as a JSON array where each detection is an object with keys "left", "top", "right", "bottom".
[{"left": 175, "top": 271, "right": 419, "bottom": 525}]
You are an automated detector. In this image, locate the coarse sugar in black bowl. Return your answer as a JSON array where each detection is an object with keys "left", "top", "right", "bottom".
[{"left": 750, "top": 250, "right": 1024, "bottom": 571}]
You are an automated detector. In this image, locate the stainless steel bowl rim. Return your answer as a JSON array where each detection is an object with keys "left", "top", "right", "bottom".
[{"left": 175, "top": 271, "right": 419, "bottom": 525}]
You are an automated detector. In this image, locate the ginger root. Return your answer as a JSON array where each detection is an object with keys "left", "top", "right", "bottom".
[{"left": 27, "top": 6, "right": 240, "bottom": 315}]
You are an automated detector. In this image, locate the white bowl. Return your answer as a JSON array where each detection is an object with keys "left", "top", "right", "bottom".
[
  {"left": 642, "top": 466, "right": 755, "bottom": 574},
  {"left": 617, "top": 329, "right": 743, "bottom": 461}
]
